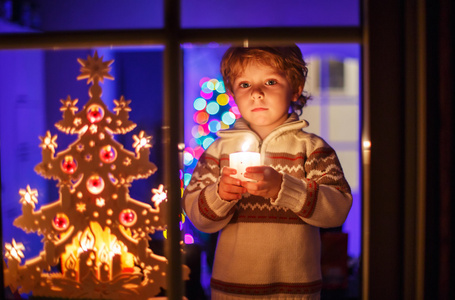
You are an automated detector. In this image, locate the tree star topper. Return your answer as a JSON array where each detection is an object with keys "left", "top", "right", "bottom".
[{"left": 77, "top": 51, "right": 114, "bottom": 84}]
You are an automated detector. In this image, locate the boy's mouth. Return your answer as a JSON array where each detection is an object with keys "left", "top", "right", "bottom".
[{"left": 251, "top": 107, "right": 268, "bottom": 112}]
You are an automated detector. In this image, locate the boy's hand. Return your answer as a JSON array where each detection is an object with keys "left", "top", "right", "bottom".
[
  {"left": 242, "top": 166, "right": 283, "bottom": 199},
  {"left": 218, "top": 167, "right": 246, "bottom": 201}
]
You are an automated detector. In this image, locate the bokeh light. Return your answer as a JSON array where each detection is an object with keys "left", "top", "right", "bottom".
[
  {"left": 216, "top": 94, "right": 229, "bottom": 106},
  {"left": 206, "top": 80, "right": 215, "bottom": 91},
  {"left": 194, "top": 146, "right": 204, "bottom": 158},
  {"left": 208, "top": 120, "right": 221, "bottom": 133},
  {"left": 202, "top": 137, "right": 215, "bottom": 149},
  {"left": 191, "top": 125, "right": 201, "bottom": 138},
  {"left": 206, "top": 102, "right": 220, "bottom": 115},
  {"left": 230, "top": 106, "right": 241, "bottom": 118},
  {"left": 185, "top": 77, "right": 241, "bottom": 187},
  {"left": 184, "top": 173, "right": 192, "bottom": 186},
  {"left": 184, "top": 234, "right": 195, "bottom": 244},
  {"left": 220, "top": 121, "right": 230, "bottom": 129},
  {"left": 193, "top": 97, "right": 207, "bottom": 111},
  {"left": 201, "top": 82, "right": 212, "bottom": 94},
  {"left": 198, "top": 124, "right": 210, "bottom": 136},
  {"left": 200, "top": 90, "right": 213, "bottom": 99},
  {"left": 215, "top": 81, "right": 226, "bottom": 93},
  {"left": 222, "top": 111, "right": 236, "bottom": 125},
  {"left": 184, "top": 151, "right": 194, "bottom": 166},
  {"left": 189, "top": 138, "right": 199, "bottom": 148},
  {"left": 194, "top": 111, "right": 209, "bottom": 124},
  {"left": 199, "top": 77, "right": 210, "bottom": 87}
]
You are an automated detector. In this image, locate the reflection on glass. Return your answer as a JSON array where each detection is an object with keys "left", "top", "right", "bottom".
[
  {"left": 1, "top": 1, "right": 359, "bottom": 33},
  {"left": 0, "top": 0, "right": 164, "bottom": 33},
  {"left": 1, "top": 42, "right": 362, "bottom": 299},
  {"left": 181, "top": 0, "right": 360, "bottom": 28},
  {"left": 0, "top": 48, "right": 168, "bottom": 298},
  {"left": 183, "top": 43, "right": 361, "bottom": 298}
]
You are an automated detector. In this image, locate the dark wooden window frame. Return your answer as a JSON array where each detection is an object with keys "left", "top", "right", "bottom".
[{"left": 1, "top": 0, "right": 440, "bottom": 299}]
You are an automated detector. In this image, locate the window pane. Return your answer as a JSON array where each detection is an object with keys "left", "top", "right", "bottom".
[
  {"left": 299, "top": 44, "right": 361, "bottom": 259},
  {"left": 183, "top": 43, "right": 361, "bottom": 298},
  {"left": 181, "top": 0, "right": 360, "bottom": 28},
  {"left": 0, "top": 47, "right": 177, "bottom": 298},
  {"left": 0, "top": 0, "right": 163, "bottom": 33},
  {"left": 1, "top": 0, "right": 360, "bottom": 34}
]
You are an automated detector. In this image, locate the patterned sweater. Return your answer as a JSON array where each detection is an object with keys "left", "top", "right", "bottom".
[{"left": 183, "top": 113, "right": 352, "bottom": 299}]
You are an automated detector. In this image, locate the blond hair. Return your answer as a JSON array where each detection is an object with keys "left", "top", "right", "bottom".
[{"left": 220, "top": 45, "right": 310, "bottom": 115}]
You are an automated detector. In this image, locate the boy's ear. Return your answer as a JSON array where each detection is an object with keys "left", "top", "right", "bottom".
[{"left": 292, "top": 85, "right": 304, "bottom": 102}]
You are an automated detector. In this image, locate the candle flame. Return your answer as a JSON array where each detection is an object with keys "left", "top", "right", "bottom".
[
  {"left": 80, "top": 227, "right": 95, "bottom": 251},
  {"left": 111, "top": 240, "right": 122, "bottom": 255},
  {"left": 100, "top": 247, "right": 109, "bottom": 263},
  {"left": 65, "top": 254, "right": 77, "bottom": 270}
]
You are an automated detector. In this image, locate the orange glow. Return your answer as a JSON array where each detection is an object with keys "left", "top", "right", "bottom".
[{"left": 61, "top": 222, "right": 135, "bottom": 280}]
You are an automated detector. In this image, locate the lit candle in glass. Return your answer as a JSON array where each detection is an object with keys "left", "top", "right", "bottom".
[
  {"left": 229, "top": 141, "right": 261, "bottom": 181},
  {"left": 64, "top": 254, "right": 78, "bottom": 280},
  {"left": 99, "top": 248, "right": 110, "bottom": 281},
  {"left": 78, "top": 228, "right": 96, "bottom": 280},
  {"left": 111, "top": 241, "right": 122, "bottom": 278},
  {"left": 79, "top": 249, "right": 96, "bottom": 280},
  {"left": 112, "top": 254, "right": 122, "bottom": 277}
]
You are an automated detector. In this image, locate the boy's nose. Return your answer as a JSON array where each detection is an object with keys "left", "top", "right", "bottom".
[{"left": 251, "top": 87, "right": 264, "bottom": 100}]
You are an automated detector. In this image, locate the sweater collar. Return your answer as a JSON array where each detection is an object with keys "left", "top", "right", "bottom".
[{"left": 218, "top": 113, "right": 309, "bottom": 139}]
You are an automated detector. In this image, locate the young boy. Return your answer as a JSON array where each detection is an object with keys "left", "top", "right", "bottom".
[{"left": 183, "top": 45, "right": 352, "bottom": 299}]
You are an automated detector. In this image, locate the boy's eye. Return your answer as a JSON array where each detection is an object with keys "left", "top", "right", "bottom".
[
  {"left": 239, "top": 82, "right": 250, "bottom": 88},
  {"left": 265, "top": 80, "right": 277, "bottom": 86}
]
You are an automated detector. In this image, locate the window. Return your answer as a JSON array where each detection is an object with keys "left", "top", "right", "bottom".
[{"left": 1, "top": 2, "right": 362, "bottom": 299}]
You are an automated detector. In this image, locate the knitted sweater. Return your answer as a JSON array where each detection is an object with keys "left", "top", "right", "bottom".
[{"left": 183, "top": 113, "right": 352, "bottom": 299}]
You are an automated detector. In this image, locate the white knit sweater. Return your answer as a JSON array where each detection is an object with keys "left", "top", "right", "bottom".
[{"left": 183, "top": 113, "right": 352, "bottom": 299}]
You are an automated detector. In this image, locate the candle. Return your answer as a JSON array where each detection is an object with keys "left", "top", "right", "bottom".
[
  {"left": 79, "top": 249, "right": 96, "bottom": 280},
  {"left": 99, "top": 262, "right": 110, "bottom": 281},
  {"left": 78, "top": 227, "right": 96, "bottom": 280},
  {"left": 112, "top": 254, "right": 122, "bottom": 278},
  {"left": 64, "top": 254, "right": 78, "bottom": 280},
  {"left": 99, "top": 248, "right": 110, "bottom": 281},
  {"left": 229, "top": 141, "right": 261, "bottom": 182},
  {"left": 65, "top": 268, "right": 77, "bottom": 280}
]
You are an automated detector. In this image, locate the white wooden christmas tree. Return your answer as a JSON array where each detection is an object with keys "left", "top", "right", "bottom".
[{"left": 3, "top": 52, "right": 189, "bottom": 299}]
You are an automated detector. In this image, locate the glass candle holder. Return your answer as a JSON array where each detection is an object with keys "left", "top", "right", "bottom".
[{"left": 229, "top": 152, "right": 260, "bottom": 181}]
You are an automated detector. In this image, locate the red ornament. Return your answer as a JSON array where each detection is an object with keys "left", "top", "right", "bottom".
[
  {"left": 86, "top": 175, "right": 105, "bottom": 194},
  {"left": 61, "top": 156, "right": 77, "bottom": 174},
  {"left": 119, "top": 209, "right": 137, "bottom": 227},
  {"left": 100, "top": 145, "right": 116, "bottom": 163},
  {"left": 87, "top": 104, "right": 104, "bottom": 123},
  {"left": 52, "top": 213, "right": 69, "bottom": 231}
]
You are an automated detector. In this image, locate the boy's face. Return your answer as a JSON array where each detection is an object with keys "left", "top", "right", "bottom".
[{"left": 232, "top": 62, "right": 300, "bottom": 139}]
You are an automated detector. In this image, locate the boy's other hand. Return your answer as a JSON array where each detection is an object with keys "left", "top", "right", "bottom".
[
  {"left": 242, "top": 166, "right": 283, "bottom": 199},
  {"left": 218, "top": 167, "right": 246, "bottom": 201}
]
